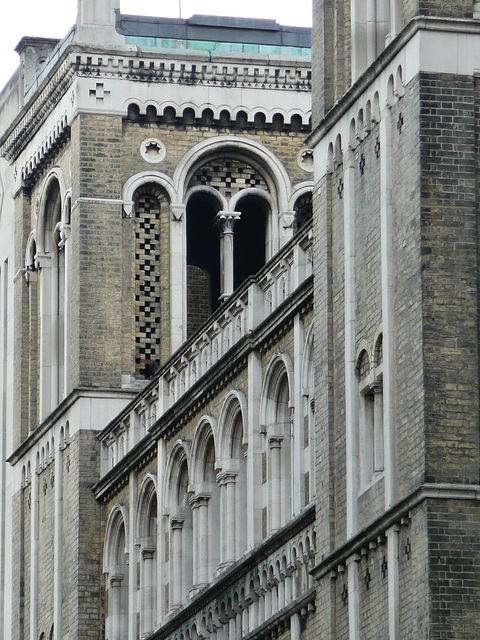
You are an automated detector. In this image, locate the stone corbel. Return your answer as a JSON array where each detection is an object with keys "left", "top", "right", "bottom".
[
  {"left": 123, "top": 201, "right": 134, "bottom": 217},
  {"left": 279, "top": 210, "right": 295, "bottom": 229},
  {"left": 58, "top": 223, "right": 71, "bottom": 249},
  {"left": 170, "top": 203, "right": 185, "bottom": 222},
  {"left": 35, "top": 252, "right": 51, "bottom": 269}
]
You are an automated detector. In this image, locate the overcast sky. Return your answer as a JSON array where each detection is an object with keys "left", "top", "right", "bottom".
[{"left": 0, "top": 0, "right": 312, "bottom": 92}]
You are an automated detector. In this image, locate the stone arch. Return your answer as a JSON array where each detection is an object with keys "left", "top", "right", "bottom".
[
  {"left": 373, "top": 330, "right": 384, "bottom": 369},
  {"left": 190, "top": 418, "right": 220, "bottom": 584},
  {"left": 217, "top": 392, "right": 248, "bottom": 564},
  {"left": 174, "top": 136, "right": 291, "bottom": 212},
  {"left": 260, "top": 353, "right": 294, "bottom": 535},
  {"left": 122, "top": 171, "right": 176, "bottom": 217},
  {"left": 136, "top": 474, "right": 158, "bottom": 637},
  {"left": 104, "top": 505, "right": 129, "bottom": 640},
  {"left": 164, "top": 441, "right": 193, "bottom": 610},
  {"left": 36, "top": 168, "right": 66, "bottom": 254},
  {"left": 25, "top": 230, "right": 38, "bottom": 271},
  {"left": 130, "top": 181, "right": 170, "bottom": 377}
]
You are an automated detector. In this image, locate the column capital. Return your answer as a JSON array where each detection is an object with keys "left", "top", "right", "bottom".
[
  {"left": 216, "top": 470, "right": 238, "bottom": 485},
  {"left": 371, "top": 380, "right": 383, "bottom": 394},
  {"left": 141, "top": 547, "right": 156, "bottom": 560},
  {"left": 214, "top": 211, "right": 241, "bottom": 234},
  {"left": 268, "top": 435, "right": 283, "bottom": 449},
  {"left": 170, "top": 517, "right": 185, "bottom": 531},
  {"left": 110, "top": 575, "right": 124, "bottom": 587},
  {"left": 189, "top": 493, "right": 211, "bottom": 509}
]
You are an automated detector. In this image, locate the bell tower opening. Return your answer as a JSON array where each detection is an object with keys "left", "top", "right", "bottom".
[
  {"left": 186, "top": 192, "right": 221, "bottom": 337},
  {"left": 233, "top": 195, "right": 267, "bottom": 289}
]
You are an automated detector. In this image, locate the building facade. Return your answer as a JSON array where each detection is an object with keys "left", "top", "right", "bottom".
[
  {"left": 0, "top": 2, "right": 315, "bottom": 639},
  {"left": 1, "top": 0, "right": 480, "bottom": 640},
  {"left": 309, "top": 0, "right": 480, "bottom": 638}
]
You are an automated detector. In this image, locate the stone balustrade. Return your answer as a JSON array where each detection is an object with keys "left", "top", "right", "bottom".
[{"left": 102, "top": 223, "right": 312, "bottom": 474}]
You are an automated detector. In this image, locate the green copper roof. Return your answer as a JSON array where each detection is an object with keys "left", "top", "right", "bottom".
[{"left": 126, "top": 36, "right": 311, "bottom": 56}]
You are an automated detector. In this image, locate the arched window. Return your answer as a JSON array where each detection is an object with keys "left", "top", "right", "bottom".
[
  {"left": 136, "top": 479, "right": 158, "bottom": 636},
  {"left": 356, "top": 344, "right": 384, "bottom": 488},
  {"left": 261, "top": 358, "right": 293, "bottom": 537},
  {"left": 133, "top": 185, "right": 169, "bottom": 378},
  {"left": 37, "top": 175, "right": 66, "bottom": 419},
  {"left": 233, "top": 194, "right": 267, "bottom": 289},
  {"left": 165, "top": 447, "right": 193, "bottom": 612},
  {"left": 218, "top": 401, "right": 247, "bottom": 567},
  {"left": 294, "top": 192, "right": 313, "bottom": 230},
  {"left": 301, "top": 329, "right": 315, "bottom": 507},
  {"left": 185, "top": 156, "right": 270, "bottom": 335},
  {"left": 186, "top": 191, "right": 222, "bottom": 336},
  {"left": 104, "top": 510, "right": 129, "bottom": 640},
  {"left": 191, "top": 424, "right": 220, "bottom": 588}
]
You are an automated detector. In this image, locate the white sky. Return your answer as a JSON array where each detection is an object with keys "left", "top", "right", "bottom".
[{"left": 0, "top": 0, "right": 312, "bottom": 92}]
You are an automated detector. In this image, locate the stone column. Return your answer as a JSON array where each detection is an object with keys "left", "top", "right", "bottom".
[
  {"left": 170, "top": 204, "right": 186, "bottom": 351},
  {"left": 53, "top": 446, "right": 63, "bottom": 640},
  {"left": 268, "top": 436, "right": 283, "bottom": 532},
  {"left": 36, "top": 252, "right": 53, "bottom": 420},
  {"left": 109, "top": 576, "right": 123, "bottom": 640},
  {"left": 190, "top": 495, "right": 210, "bottom": 586},
  {"left": 343, "top": 146, "right": 358, "bottom": 539},
  {"left": 219, "top": 471, "right": 237, "bottom": 565},
  {"left": 30, "top": 466, "right": 39, "bottom": 640},
  {"left": 170, "top": 518, "right": 184, "bottom": 609},
  {"left": 141, "top": 548, "right": 155, "bottom": 635},
  {"left": 214, "top": 211, "right": 241, "bottom": 301},
  {"left": 59, "top": 223, "right": 71, "bottom": 396}
]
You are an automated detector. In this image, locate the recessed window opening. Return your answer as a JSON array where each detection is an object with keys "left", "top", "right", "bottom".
[
  {"left": 294, "top": 192, "right": 313, "bottom": 231},
  {"left": 186, "top": 192, "right": 221, "bottom": 337},
  {"left": 233, "top": 195, "right": 267, "bottom": 289}
]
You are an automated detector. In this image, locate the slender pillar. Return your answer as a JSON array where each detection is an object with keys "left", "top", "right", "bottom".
[
  {"left": 141, "top": 548, "right": 155, "bottom": 634},
  {"left": 343, "top": 146, "right": 358, "bottom": 539},
  {"left": 170, "top": 204, "right": 185, "bottom": 351},
  {"left": 110, "top": 576, "right": 123, "bottom": 640},
  {"left": 190, "top": 495, "right": 210, "bottom": 586},
  {"left": 366, "top": 0, "right": 377, "bottom": 65},
  {"left": 346, "top": 554, "right": 361, "bottom": 640},
  {"left": 387, "top": 525, "right": 400, "bottom": 639},
  {"left": 219, "top": 472, "right": 237, "bottom": 565},
  {"left": 37, "top": 253, "right": 52, "bottom": 420},
  {"left": 30, "top": 464, "right": 39, "bottom": 640},
  {"left": 351, "top": 0, "right": 367, "bottom": 80},
  {"left": 380, "top": 105, "right": 395, "bottom": 510},
  {"left": 268, "top": 437, "right": 283, "bottom": 532},
  {"left": 214, "top": 211, "right": 241, "bottom": 301},
  {"left": 59, "top": 224, "right": 71, "bottom": 396},
  {"left": 247, "top": 351, "right": 263, "bottom": 546},
  {"left": 128, "top": 474, "right": 136, "bottom": 640},
  {"left": 291, "top": 613, "right": 301, "bottom": 640},
  {"left": 53, "top": 446, "right": 63, "bottom": 640},
  {"left": 170, "top": 518, "right": 184, "bottom": 609}
]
